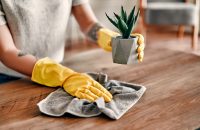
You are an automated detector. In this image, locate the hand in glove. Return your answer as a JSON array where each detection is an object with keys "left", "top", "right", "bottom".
[
  {"left": 97, "top": 28, "right": 145, "bottom": 62},
  {"left": 31, "top": 58, "right": 112, "bottom": 102}
]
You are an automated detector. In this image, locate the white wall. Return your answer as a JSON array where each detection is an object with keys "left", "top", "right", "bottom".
[{"left": 90, "top": 0, "right": 138, "bottom": 31}]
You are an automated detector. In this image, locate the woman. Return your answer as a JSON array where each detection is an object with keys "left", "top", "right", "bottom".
[{"left": 0, "top": 0, "right": 144, "bottom": 102}]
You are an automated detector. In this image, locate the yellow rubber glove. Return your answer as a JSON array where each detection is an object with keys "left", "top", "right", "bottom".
[
  {"left": 31, "top": 58, "right": 112, "bottom": 102},
  {"left": 97, "top": 28, "right": 119, "bottom": 51},
  {"left": 131, "top": 33, "right": 145, "bottom": 62},
  {"left": 97, "top": 28, "right": 145, "bottom": 62}
]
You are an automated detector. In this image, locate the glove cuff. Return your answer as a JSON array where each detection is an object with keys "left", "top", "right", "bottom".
[
  {"left": 97, "top": 28, "right": 119, "bottom": 52},
  {"left": 31, "top": 57, "right": 75, "bottom": 87}
]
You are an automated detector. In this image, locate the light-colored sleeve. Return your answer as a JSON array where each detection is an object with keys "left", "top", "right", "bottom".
[
  {"left": 72, "top": 0, "right": 89, "bottom": 6},
  {"left": 0, "top": 3, "right": 6, "bottom": 25}
]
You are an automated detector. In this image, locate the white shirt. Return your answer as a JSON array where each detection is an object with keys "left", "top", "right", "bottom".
[{"left": 0, "top": 0, "right": 88, "bottom": 77}]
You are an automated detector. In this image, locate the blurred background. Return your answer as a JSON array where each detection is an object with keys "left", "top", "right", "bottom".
[{"left": 65, "top": 0, "right": 200, "bottom": 56}]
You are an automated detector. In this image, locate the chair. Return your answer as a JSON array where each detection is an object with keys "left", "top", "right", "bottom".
[{"left": 140, "top": 0, "right": 199, "bottom": 50}]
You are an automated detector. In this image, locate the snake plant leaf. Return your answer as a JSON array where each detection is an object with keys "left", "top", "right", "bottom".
[
  {"left": 121, "top": 6, "right": 127, "bottom": 23},
  {"left": 127, "top": 6, "right": 135, "bottom": 26},
  {"left": 134, "top": 9, "right": 140, "bottom": 24},
  {"left": 105, "top": 13, "right": 118, "bottom": 28},
  {"left": 114, "top": 13, "right": 128, "bottom": 37},
  {"left": 114, "top": 12, "right": 121, "bottom": 21},
  {"left": 105, "top": 5, "right": 140, "bottom": 39},
  {"left": 118, "top": 18, "right": 128, "bottom": 38},
  {"left": 124, "top": 14, "right": 135, "bottom": 38}
]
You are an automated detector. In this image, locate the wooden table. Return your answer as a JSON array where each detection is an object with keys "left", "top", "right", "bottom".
[{"left": 0, "top": 48, "right": 200, "bottom": 130}]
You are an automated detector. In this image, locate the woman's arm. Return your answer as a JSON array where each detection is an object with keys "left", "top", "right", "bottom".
[
  {"left": 0, "top": 25, "right": 112, "bottom": 102},
  {"left": 72, "top": 3, "right": 105, "bottom": 42},
  {"left": 72, "top": 3, "right": 98, "bottom": 33},
  {"left": 0, "top": 25, "right": 37, "bottom": 77}
]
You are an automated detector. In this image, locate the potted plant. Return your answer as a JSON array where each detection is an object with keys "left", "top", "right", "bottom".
[{"left": 106, "top": 6, "right": 140, "bottom": 64}]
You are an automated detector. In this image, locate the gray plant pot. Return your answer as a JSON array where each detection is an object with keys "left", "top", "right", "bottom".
[{"left": 112, "top": 36, "right": 138, "bottom": 64}]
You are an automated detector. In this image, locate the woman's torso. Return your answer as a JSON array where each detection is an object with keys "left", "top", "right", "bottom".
[{"left": 0, "top": 0, "right": 81, "bottom": 77}]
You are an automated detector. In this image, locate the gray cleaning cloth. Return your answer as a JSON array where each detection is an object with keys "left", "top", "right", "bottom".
[{"left": 37, "top": 72, "right": 146, "bottom": 120}]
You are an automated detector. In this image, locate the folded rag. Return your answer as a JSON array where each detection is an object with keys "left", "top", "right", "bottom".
[{"left": 37, "top": 72, "right": 146, "bottom": 120}]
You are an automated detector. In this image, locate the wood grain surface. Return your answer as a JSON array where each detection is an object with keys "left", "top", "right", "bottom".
[{"left": 0, "top": 48, "right": 200, "bottom": 130}]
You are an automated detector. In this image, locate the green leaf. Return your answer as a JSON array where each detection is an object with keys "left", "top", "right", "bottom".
[
  {"left": 114, "top": 12, "right": 121, "bottom": 20},
  {"left": 105, "top": 13, "right": 118, "bottom": 29},
  {"left": 118, "top": 19, "right": 128, "bottom": 38},
  {"left": 124, "top": 14, "right": 135, "bottom": 38},
  {"left": 134, "top": 9, "right": 140, "bottom": 24},
  {"left": 105, "top": 5, "right": 139, "bottom": 38},
  {"left": 121, "top": 6, "right": 127, "bottom": 23},
  {"left": 114, "top": 13, "right": 128, "bottom": 37},
  {"left": 127, "top": 6, "right": 135, "bottom": 26}
]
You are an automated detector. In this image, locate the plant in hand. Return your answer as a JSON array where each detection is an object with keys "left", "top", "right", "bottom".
[
  {"left": 105, "top": 5, "right": 141, "bottom": 64},
  {"left": 106, "top": 6, "right": 140, "bottom": 39}
]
